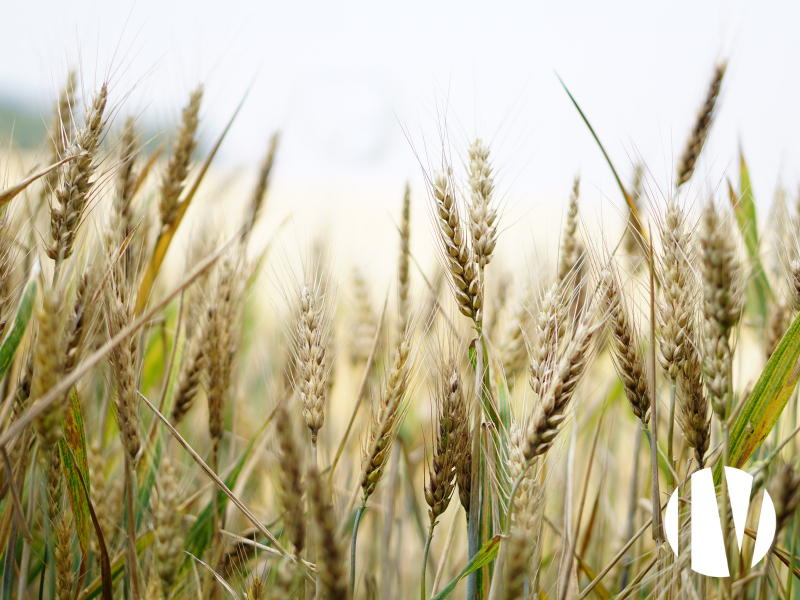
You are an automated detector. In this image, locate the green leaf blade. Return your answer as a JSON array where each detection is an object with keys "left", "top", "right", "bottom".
[
  {"left": 715, "top": 310, "right": 800, "bottom": 484},
  {"left": 0, "top": 277, "right": 37, "bottom": 381},
  {"left": 429, "top": 535, "right": 502, "bottom": 600},
  {"left": 59, "top": 390, "right": 91, "bottom": 553}
]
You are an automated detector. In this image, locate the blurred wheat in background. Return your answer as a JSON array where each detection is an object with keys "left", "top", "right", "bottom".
[{"left": 1, "top": 10, "right": 800, "bottom": 600}]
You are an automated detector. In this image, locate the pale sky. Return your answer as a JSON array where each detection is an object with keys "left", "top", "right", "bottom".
[{"left": 2, "top": 1, "right": 799, "bottom": 271}]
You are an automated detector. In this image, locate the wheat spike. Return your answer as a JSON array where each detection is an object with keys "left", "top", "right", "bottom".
[
  {"left": 529, "top": 283, "right": 563, "bottom": 397},
  {"left": 432, "top": 169, "right": 482, "bottom": 324},
  {"left": 42, "top": 70, "right": 77, "bottom": 201},
  {"left": 657, "top": 200, "right": 693, "bottom": 380},
  {"left": 525, "top": 303, "right": 598, "bottom": 460},
  {"left": 362, "top": 328, "right": 413, "bottom": 500},
  {"left": 603, "top": 266, "right": 651, "bottom": 424},
  {"left": 55, "top": 511, "right": 75, "bottom": 600},
  {"left": 678, "top": 336, "right": 710, "bottom": 467},
  {"left": 425, "top": 359, "right": 468, "bottom": 524},
  {"left": 275, "top": 403, "right": 306, "bottom": 553},
  {"left": 159, "top": 85, "right": 202, "bottom": 231},
  {"left": 398, "top": 183, "right": 412, "bottom": 330},
  {"left": 171, "top": 324, "right": 206, "bottom": 425},
  {"left": 557, "top": 176, "right": 580, "bottom": 283},
  {"left": 676, "top": 63, "right": 726, "bottom": 186},
  {"left": 498, "top": 288, "right": 533, "bottom": 385},
  {"left": 47, "top": 83, "right": 108, "bottom": 263},
  {"left": 349, "top": 270, "right": 376, "bottom": 366},
  {"left": 206, "top": 253, "right": 242, "bottom": 469},
  {"left": 32, "top": 286, "right": 66, "bottom": 456},
  {"left": 105, "top": 268, "right": 141, "bottom": 462},
  {"left": 293, "top": 268, "right": 333, "bottom": 444},
  {"left": 308, "top": 464, "right": 347, "bottom": 600},
  {"left": 467, "top": 139, "right": 498, "bottom": 269},
  {"left": 154, "top": 458, "right": 183, "bottom": 591},
  {"left": 244, "top": 131, "right": 280, "bottom": 238},
  {"left": 503, "top": 424, "right": 541, "bottom": 600},
  {"left": 699, "top": 202, "right": 742, "bottom": 420}
]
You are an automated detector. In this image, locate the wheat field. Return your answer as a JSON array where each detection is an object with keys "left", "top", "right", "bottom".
[{"left": 0, "top": 53, "right": 797, "bottom": 600}]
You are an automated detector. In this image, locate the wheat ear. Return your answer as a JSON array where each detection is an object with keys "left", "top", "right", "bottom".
[
  {"left": 47, "top": 83, "right": 108, "bottom": 265},
  {"left": 529, "top": 283, "right": 563, "bottom": 397},
  {"left": 170, "top": 323, "right": 206, "bottom": 425},
  {"left": 153, "top": 458, "right": 183, "bottom": 592},
  {"left": 421, "top": 359, "right": 469, "bottom": 597},
  {"left": 602, "top": 266, "right": 651, "bottom": 424},
  {"left": 524, "top": 301, "right": 598, "bottom": 460},
  {"left": 558, "top": 176, "right": 581, "bottom": 283},
  {"left": 32, "top": 286, "right": 65, "bottom": 457},
  {"left": 678, "top": 335, "right": 710, "bottom": 467},
  {"left": 772, "top": 464, "right": 800, "bottom": 533},
  {"left": 206, "top": 253, "right": 242, "bottom": 470},
  {"left": 42, "top": 70, "right": 77, "bottom": 201},
  {"left": 467, "top": 139, "right": 498, "bottom": 269},
  {"left": 308, "top": 464, "right": 347, "bottom": 600},
  {"left": 54, "top": 510, "right": 74, "bottom": 600},
  {"left": 398, "top": 182, "right": 412, "bottom": 330},
  {"left": 676, "top": 63, "right": 726, "bottom": 186},
  {"left": 159, "top": 85, "right": 202, "bottom": 231},
  {"left": 275, "top": 403, "right": 306, "bottom": 553},
  {"left": 432, "top": 169, "right": 482, "bottom": 324},
  {"left": 243, "top": 131, "right": 280, "bottom": 239},
  {"left": 361, "top": 328, "right": 413, "bottom": 500},
  {"left": 294, "top": 271, "right": 333, "bottom": 447},
  {"left": 502, "top": 424, "right": 541, "bottom": 600}
]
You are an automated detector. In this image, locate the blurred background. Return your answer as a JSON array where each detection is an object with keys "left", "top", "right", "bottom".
[{"left": 1, "top": 0, "right": 799, "bottom": 287}]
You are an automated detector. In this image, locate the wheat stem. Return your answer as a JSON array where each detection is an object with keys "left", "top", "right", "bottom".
[
  {"left": 420, "top": 523, "right": 435, "bottom": 600},
  {"left": 349, "top": 500, "right": 367, "bottom": 599},
  {"left": 668, "top": 378, "right": 676, "bottom": 491},
  {"left": 124, "top": 453, "right": 141, "bottom": 600}
]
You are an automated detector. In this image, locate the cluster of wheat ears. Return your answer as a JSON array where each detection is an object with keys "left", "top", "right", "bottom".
[{"left": 0, "top": 56, "right": 798, "bottom": 600}]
